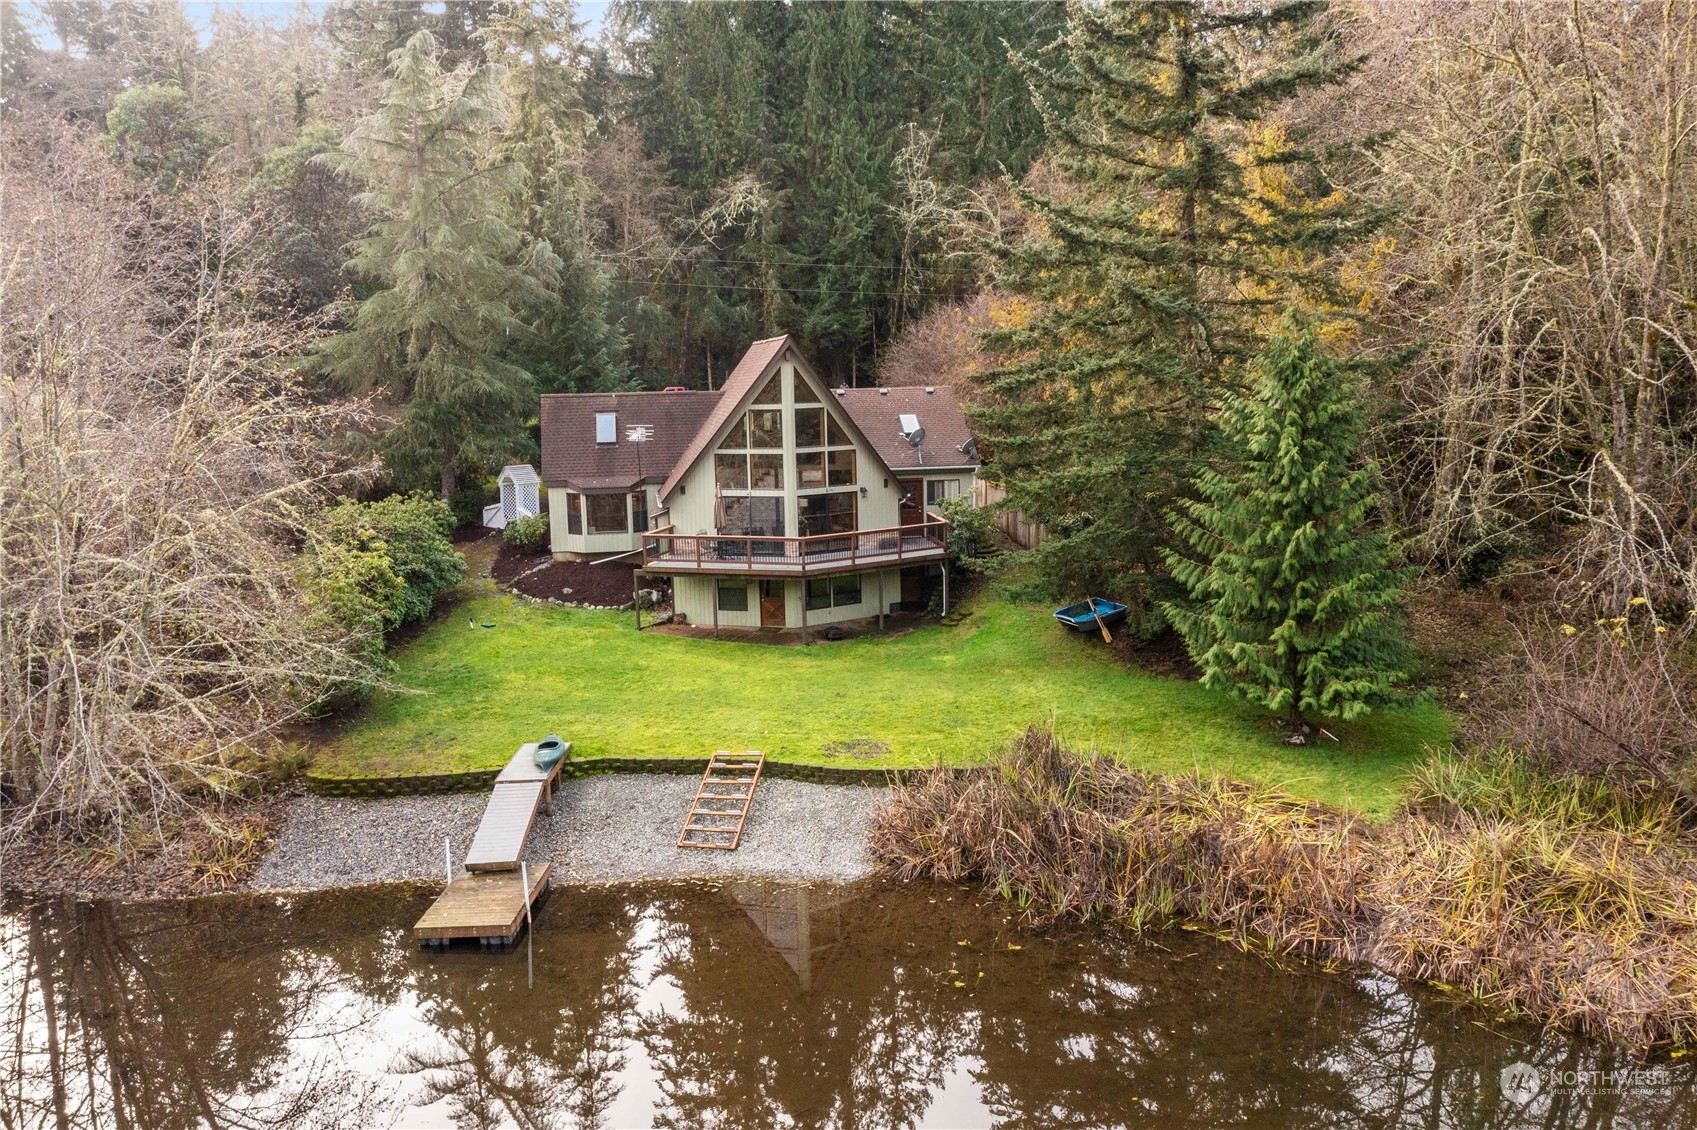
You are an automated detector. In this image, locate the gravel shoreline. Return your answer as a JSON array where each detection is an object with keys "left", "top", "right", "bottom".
[{"left": 248, "top": 773, "right": 887, "bottom": 891}]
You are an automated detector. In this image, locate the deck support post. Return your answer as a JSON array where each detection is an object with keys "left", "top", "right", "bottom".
[
  {"left": 712, "top": 586, "right": 719, "bottom": 639},
  {"left": 633, "top": 570, "right": 641, "bottom": 631},
  {"left": 877, "top": 570, "right": 885, "bottom": 631},
  {"left": 941, "top": 562, "right": 949, "bottom": 617}
]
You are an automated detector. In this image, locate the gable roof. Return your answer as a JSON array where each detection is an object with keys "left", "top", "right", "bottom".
[
  {"left": 498, "top": 464, "right": 540, "bottom": 486},
  {"left": 539, "top": 390, "right": 720, "bottom": 491},
  {"left": 832, "top": 386, "right": 980, "bottom": 473},
  {"left": 656, "top": 335, "right": 792, "bottom": 502}
]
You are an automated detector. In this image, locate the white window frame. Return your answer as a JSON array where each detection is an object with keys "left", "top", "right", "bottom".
[
  {"left": 595, "top": 412, "right": 617, "bottom": 444},
  {"left": 926, "top": 478, "right": 962, "bottom": 505}
]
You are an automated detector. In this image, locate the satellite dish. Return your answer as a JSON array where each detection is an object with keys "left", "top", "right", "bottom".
[
  {"left": 957, "top": 438, "right": 977, "bottom": 457},
  {"left": 906, "top": 425, "right": 926, "bottom": 447}
]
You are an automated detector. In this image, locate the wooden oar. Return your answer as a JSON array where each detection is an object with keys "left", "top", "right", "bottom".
[{"left": 1089, "top": 600, "right": 1112, "bottom": 643}]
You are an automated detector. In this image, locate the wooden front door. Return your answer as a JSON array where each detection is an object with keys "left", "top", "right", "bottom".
[
  {"left": 900, "top": 567, "right": 924, "bottom": 608},
  {"left": 760, "top": 580, "right": 785, "bottom": 627},
  {"left": 898, "top": 480, "right": 924, "bottom": 526}
]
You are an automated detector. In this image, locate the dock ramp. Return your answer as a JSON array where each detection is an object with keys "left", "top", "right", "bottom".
[
  {"left": 413, "top": 741, "right": 566, "bottom": 947},
  {"left": 463, "top": 742, "right": 567, "bottom": 871}
]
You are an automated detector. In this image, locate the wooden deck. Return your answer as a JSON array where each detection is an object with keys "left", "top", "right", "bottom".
[
  {"left": 639, "top": 517, "right": 949, "bottom": 578},
  {"left": 414, "top": 863, "right": 551, "bottom": 947},
  {"left": 463, "top": 742, "right": 567, "bottom": 872},
  {"left": 413, "top": 741, "right": 565, "bottom": 948}
]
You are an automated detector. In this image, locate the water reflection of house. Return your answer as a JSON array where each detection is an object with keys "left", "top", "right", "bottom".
[{"left": 727, "top": 882, "right": 853, "bottom": 992}]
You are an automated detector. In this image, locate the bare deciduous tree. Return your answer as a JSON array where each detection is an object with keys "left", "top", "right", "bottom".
[
  {"left": 0, "top": 118, "right": 373, "bottom": 848},
  {"left": 1317, "top": 1, "right": 1697, "bottom": 610}
]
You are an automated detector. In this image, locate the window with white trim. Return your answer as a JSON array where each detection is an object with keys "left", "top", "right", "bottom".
[
  {"left": 806, "top": 574, "right": 864, "bottom": 611},
  {"left": 586, "top": 493, "right": 628, "bottom": 534},
  {"left": 926, "top": 478, "right": 962, "bottom": 505}
]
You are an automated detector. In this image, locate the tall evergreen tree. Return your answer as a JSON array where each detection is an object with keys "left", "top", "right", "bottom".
[
  {"left": 1161, "top": 323, "right": 1412, "bottom": 737},
  {"left": 787, "top": 0, "right": 898, "bottom": 373},
  {"left": 324, "top": 0, "right": 500, "bottom": 77},
  {"left": 975, "top": 0, "right": 1386, "bottom": 616},
  {"left": 893, "top": 0, "right": 1062, "bottom": 183},
  {"left": 314, "top": 30, "right": 559, "bottom": 499},
  {"left": 603, "top": 0, "right": 1056, "bottom": 386},
  {"left": 478, "top": 1, "right": 626, "bottom": 393}
]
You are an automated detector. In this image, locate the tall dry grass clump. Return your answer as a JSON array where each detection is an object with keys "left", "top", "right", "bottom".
[
  {"left": 874, "top": 728, "right": 1372, "bottom": 951},
  {"left": 870, "top": 728, "right": 1697, "bottom": 1050}
]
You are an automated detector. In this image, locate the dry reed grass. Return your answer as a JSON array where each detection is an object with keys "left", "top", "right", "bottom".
[{"left": 869, "top": 727, "right": 1697, "bottom": 1051}]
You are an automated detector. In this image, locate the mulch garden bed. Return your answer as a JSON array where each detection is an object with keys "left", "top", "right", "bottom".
[{"left": 490, "top": 537, "right": 663, "bottom": 607}]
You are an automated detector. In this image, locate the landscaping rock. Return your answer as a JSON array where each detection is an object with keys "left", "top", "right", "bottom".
[{"left": 250, "top": 774, "right": 885, "bottom": 891}]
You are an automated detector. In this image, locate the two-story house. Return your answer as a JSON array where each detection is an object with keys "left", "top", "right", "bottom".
[{"left": 538, "top": 335, "right": 980, "bottom": 629}]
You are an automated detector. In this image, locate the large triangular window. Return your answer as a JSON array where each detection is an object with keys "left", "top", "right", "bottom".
[
  {"left": 718, "top": 415, "right": 748, "bottom": 450},
  {"left": 752, "top": 373, "right": 783, "bottom": 405}
]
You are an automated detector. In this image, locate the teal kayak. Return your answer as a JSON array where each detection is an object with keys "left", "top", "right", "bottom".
[{"left": 533, "top": 734, "right": 566, "bottom": 770}]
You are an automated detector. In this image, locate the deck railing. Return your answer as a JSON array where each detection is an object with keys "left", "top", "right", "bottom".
[{"left": 640, "top": 514, "right": 949, "bottom": 573}]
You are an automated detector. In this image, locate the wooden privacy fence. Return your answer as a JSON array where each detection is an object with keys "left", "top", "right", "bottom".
[{"left": 974, "top": 480, "right": 1048, "bottom": 549}]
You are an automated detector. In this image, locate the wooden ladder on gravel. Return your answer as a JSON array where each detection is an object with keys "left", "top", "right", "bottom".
[{"left": 678, "top": 751, "right": 765, "bottom": 850}]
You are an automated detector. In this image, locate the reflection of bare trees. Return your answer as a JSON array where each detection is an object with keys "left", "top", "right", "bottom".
[
  {"left": 637, "top": 882, "right": 967, "bottom": 1129},
  {"left": 0, "top": 894, "right": 388, "bottom": 1130},
  {"left": 394, "top": 896, "right": 642, "bottom": 1130},
  {"left": 394, "top": 974, "right": 636, "bottom": 1130}
]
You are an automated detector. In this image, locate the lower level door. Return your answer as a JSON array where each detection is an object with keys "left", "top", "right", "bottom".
[{"left": 760, "top": 580, "right": 785, "bottom": 627}]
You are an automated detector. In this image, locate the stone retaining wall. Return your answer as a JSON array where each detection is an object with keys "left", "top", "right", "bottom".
[{"left": 306, "top": 757, "right": 966, "bottom": 798}]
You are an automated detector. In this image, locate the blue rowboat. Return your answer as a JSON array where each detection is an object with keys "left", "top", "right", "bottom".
[{"left": 1053, "top": 597, "right": 1128, "bottom": 633}]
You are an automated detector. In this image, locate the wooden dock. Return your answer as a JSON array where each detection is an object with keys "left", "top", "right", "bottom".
[
  {"left": 463, "top": 742, "right": 566, "bottom": 871},
  {"left": 414, "top": 864, "right": 551, "bottom": 947},
  {"left": 413, "top": 741, "right": 566, "bottom": 947},
  {"left": 678, "top": 752, "right": 765, "bottom": 850}
]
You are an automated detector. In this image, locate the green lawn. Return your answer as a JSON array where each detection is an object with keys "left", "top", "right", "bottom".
[{"left": 316, "top": 590, "right": 1449, "bottom": 817}]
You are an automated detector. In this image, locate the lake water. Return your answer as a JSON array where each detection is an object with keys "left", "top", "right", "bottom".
[{"left": 2, "top": 879, "right": 1692, "bottom": 1129}]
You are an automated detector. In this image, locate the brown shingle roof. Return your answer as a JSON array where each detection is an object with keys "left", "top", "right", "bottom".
[
  {"left": 539, "top": 390, "right": 721, "bottom": 491},
  {"left": 537, "top": 339, "right": 977, "bottom": 500},
  {"left": 833, "top": 386, "right": 980, "bottom": 473},
  {"left": 657, "top": 335, "right": 791, "bottom": 501}
]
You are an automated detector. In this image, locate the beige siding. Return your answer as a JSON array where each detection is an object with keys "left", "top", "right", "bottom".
[
  {"left": 920, "top": 471, "right": 976, "bottom": 508},
  {"left": 673, "top": 568, "right": 902, "bottom": 629},
  {"left": 548, "top": 486, "right": 657, "bottom": 559},
  {"left": 674, "top": 575, "right": 762, "bottom": 628},
  {"left": 793, "top": 567, "right": 902, "bottom": 627},
  {"left": 666, "top": 454, "right": 720, "bottom": 534}
]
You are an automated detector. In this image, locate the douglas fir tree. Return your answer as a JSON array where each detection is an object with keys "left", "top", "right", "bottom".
[
  {"left": 314, "top": 30, "right": 558, "bottom": 501},
  {"left": 1162, "top": 322, "right": 1413, "bottom": 740},
  {"left": 976, "top": 0, "right": 1387, "bottom": 617}
]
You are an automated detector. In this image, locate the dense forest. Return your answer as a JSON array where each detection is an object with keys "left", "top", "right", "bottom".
[{"left": 2, "top": 1, "right": 1693, "bottom": 850}]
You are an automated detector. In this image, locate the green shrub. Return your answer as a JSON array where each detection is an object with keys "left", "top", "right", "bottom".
[
  {"left": 302, "top": 538, "right": 405, "bottom": 672},
  {"left": 316, "top": 494, "right": 465, "bottom": 628},
  {"left": 448, "top": 480, "right": 496, "bottom": 529},
  {"left": 937, "top": 495, "right": 995, "bottom": 562},
  {"left": 106, "top": 83, "right": 213, "bottom": 192},
  {"left": 502, "top": 513, "right": 550, "bottom": 552}
]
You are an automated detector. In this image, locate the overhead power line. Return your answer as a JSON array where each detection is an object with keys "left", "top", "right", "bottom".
[{"left": 589, "top": 251, "right": 982, "bottom": 276}]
